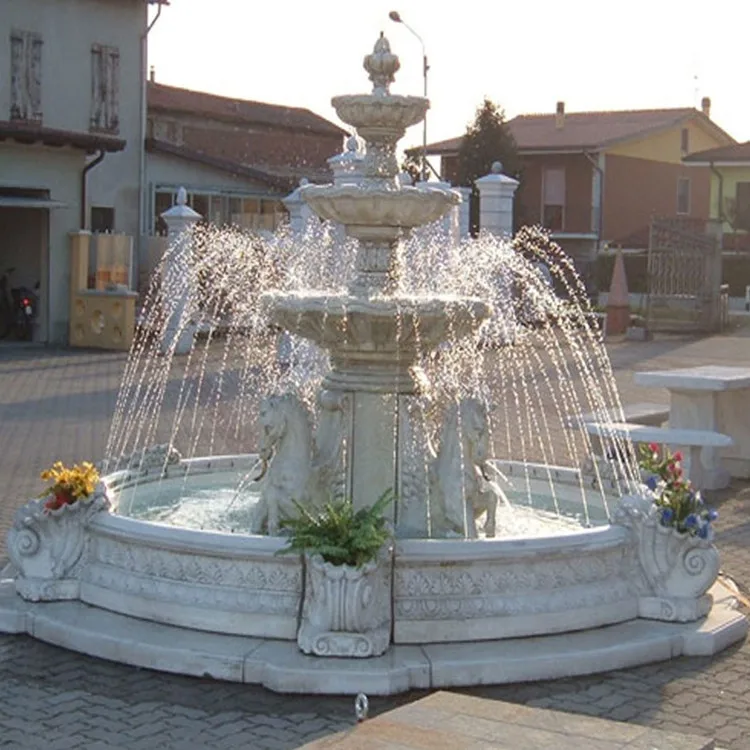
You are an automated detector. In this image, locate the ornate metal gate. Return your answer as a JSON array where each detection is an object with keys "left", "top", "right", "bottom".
[{"left": 646, "top": 218, "right": 723, "bottom": 333}]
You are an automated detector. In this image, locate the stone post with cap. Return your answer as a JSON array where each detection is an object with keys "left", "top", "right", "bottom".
[
  {"left": 328, "top": 135, "right": 366, "bottom": 187},
  {"left": 475, "top": 161, "right": 519, "bottom": 237},
  {"left": 283, "top": 178, "right": 317, "bottom": 234},
  {"left": 159, "top": 187, "right": 200, "bottom": 355},
  {"left": 457, "top": 186, "right": 472, "bottom": 239}
]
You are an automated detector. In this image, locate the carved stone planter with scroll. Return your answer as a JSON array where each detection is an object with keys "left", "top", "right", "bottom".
[
  {"left": 7, "top": 487, "right": 110, "bottom": 602},
  {"left": 614, "top": 494, "right": 720, "bottom": 622},
  {"left": 297, "top": 549, "right": 392, "bottom": 658}
]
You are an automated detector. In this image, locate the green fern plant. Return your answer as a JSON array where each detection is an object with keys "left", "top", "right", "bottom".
[{"left": 278, "top": 489, "right": 394, "bottom": 568}]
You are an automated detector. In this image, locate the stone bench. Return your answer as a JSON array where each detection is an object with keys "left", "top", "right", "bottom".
[
  {"left": 566, "top": 402, "right": 670, "bottom": 456},
  {"left": 583, "top": 421, "right": 734, "bottom": 490},
  {"left": 566, "top": 402, "right": 669, "bottom": 429}
]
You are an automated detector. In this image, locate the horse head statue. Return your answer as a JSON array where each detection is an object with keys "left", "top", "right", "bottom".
[
  {"left": 252, "top": 392, "right": 314, "bottom": 535},
  {"left": 430, "top": 397, "right": 502, "bottom": 539}
]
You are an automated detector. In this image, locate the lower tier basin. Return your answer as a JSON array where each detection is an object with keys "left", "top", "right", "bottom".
[{"left": 2, "top": 453, "right": 745, "bottom": 694}]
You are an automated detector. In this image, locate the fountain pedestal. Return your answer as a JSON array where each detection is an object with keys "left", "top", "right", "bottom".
[{"left": 261, "top": 35, "right": 491, "bottom": 535}]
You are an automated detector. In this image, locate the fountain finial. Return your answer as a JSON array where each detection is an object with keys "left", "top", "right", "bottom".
[
  {"left": 363, "top": 32, "right": 400, "bottom": 95},
  {"left": 176, "top": 186, "right": 187, "bottom": 206}
]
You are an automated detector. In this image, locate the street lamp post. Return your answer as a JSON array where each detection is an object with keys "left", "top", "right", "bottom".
[{"left": 389, "top": 10, "right": 429, "bottom": 183}]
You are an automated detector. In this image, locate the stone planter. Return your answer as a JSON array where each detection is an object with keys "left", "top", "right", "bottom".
[
  {"left": 297, "top": 550, "right": 392, "bottom": 657},
  {"left": 614, "top": 494, "right": 720, "bottom": 622},
  {"left": 7, "top": 487, "right": 110, "bottom": 602},
  {"left": 626, "top": 325, "right": 650, "bottom": 341}
]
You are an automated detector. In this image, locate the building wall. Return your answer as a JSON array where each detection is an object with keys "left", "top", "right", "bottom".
[
  {"left": 601, "top": 154, "right": 711, "bottom": 246},
  {"left": 710, "top": 166, "right": 750, "bottom": 250},
  {"left": 0, "top": 0, "right": 145, "bottom": 237},
  {"left": 605, "top": 120, "right": 730, "bottom": 164},
  {"left": 148, "top": 152, "right": 271, "bottom": 194},
  {"left": 0, "top": 142, "right": 84, "bottom": 343}
]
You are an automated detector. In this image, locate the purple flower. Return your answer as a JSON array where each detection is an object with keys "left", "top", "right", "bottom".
[
  {"left": 708, "top": 509, "right": 719, "bottom": 522},
  {"left": 698, "top": 524, "right": 710, "bottom": 540},
  {"left": 685, "top": 513, "right": 699, "bottom": 528},
  {"left": 645, "top": 475, "right": 658, "bottom": 491},
  {"left": 660, "top": 507, "right": 674, "bottom": 525}
]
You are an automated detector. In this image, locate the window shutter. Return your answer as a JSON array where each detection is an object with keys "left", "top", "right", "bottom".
[
  {"left": 29, "top": 34, "right": 42, "bottom": 121},
  {"left": 108, "top": 48, "right": 120, "bottom": 132},
  {"left": 543, "top": 168, "right": 566, "bottom": 206},
  {"left": 10, "top": 33, "right": 24, "bottom": 119},
  {"left": 91, "top": 45, "right": 103, "bottom": 129}
]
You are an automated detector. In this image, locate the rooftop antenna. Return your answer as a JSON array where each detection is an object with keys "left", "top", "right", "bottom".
[{"left": 693, "top": 72, "right": 700, "bottom": 109}]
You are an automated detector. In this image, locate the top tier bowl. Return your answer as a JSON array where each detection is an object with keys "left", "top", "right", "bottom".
[{"left": 332, "top": 94, "right": 428, "bottom": 137}]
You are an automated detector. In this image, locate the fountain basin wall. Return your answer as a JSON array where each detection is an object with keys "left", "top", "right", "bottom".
[
  {"left": 81, "top": 515, "right": 301, "bottom": 639},
  {"left": 63, "top": 458, "right": 642, "bottom": 644},
  {"left": 80, "top": 515, "right": 638, "bottom": 644},
  {"left": 393, "top": 529, "right": 638, "bottom": 643}
]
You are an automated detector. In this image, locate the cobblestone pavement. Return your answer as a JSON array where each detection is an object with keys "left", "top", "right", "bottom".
[{"left": 0, "top": 329, "right": 749, "bottom": 749}]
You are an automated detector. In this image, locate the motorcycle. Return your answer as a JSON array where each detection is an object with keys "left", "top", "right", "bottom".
[
  {"left": 0, "top": 268, "right": 39, "bottom": 341},
  {"left": 11, "top": 281, "right": 39, "bottom": 341}
]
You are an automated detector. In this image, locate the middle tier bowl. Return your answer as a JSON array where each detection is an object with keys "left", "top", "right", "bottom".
[
  {"left": 263, "top": 292, "right": 492, "bottom": 356},
  {"left": 300, "top": 184, "right": 461, "bottom": 230}
]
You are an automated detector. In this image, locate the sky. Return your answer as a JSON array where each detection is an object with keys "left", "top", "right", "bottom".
[{"left": 148, "top": 0, "right": 750, "bottom": 153}]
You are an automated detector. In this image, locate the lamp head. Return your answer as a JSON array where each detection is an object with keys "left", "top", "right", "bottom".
[{"left": 389, "top": 11, "right": 402, "bottom": 22}]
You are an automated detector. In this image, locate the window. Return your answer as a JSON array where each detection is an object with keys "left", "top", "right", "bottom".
[
  {"left": 677, "top": 178, "right": 691, "bottom": 215},
  {"left": 91, "top": 207, "right": 115, "bottom": 233},
  {"left": 10, "top": 30, "right": 42, "bottom": 122},
  {"left": 735, "top": 182, "right": 750, "bottom": 232},
  {"left": 680, "top": 128, "right": 689, "bottom": 155},
  {"left": 90, "top": 44, "right": 120, "bottom": 132},
  {"left": 542, "top": 168, "right": 565, "bottom": 231},
  {"left": 153, "top": 190, "right": 174, "bottom": 234}
]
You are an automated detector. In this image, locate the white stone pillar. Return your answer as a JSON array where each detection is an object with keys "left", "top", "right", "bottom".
[
  {"left": 475, "top": 161, "right": 519, "bottom": 238},
  {"left": 420, "top": 180, "right": 459, "bottom": 244},
  {"left": 457, "top": 186, "right": 472, "bottom": 239},
  {"left": 283, "top": 178, "right": 316, "bottom": 234},
  {"left": 328, "top": 135, "right": 365, "bottom": 186},
  {"left": 160, "top": 187, "right": 200, "bottom": 355}
]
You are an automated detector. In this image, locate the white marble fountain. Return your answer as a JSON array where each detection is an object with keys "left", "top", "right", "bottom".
[{"left": 1, "top": 34, "right": 746, "bottom": 695}]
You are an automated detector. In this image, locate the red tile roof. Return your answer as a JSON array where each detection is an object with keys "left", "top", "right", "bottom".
[
  {"left": 148, "top": 82, "right": 346, "bottom": 137},
  {"left": 683, "top": 141, "right": 750, "bottom": 164},
  {"left": 425, "top": 107, "right": 733, "bottom": 155}
]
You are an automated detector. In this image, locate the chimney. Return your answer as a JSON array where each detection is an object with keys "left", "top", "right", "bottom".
[
  {"left": 555, "top": 101, "right": 565, "bottom": 130},
  {"left": 149, "top": 66, "right": 156, "bottom": 83},
  {"left": 701, "top": 96, "right": 711, "bottom": 118}
]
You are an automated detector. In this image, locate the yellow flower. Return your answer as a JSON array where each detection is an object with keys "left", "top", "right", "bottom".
[{"left": 39, "top": 460, "right": 100, "bottom": 502}]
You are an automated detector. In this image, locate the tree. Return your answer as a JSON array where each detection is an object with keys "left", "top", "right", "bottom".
[{"left": 456, "top": 98, "right": 521, "bottom": 235}]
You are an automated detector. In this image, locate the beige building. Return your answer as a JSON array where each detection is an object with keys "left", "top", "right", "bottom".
[{"left": 0, "top": 0, "right": 157, "bottom": 343}]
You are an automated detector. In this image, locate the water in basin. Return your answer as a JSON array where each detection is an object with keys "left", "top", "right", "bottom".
[{"left": 115, "top": 470, "right": 608, "bottom": 537}]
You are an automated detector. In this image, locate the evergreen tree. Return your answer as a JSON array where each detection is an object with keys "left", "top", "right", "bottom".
[{"left": 456, "top": 98, "right": 521, "bottom": 235}]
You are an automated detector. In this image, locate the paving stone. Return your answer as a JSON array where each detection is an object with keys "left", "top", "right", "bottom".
[{"left": 1, "top": 338, "right": 750, "bottom": 749}]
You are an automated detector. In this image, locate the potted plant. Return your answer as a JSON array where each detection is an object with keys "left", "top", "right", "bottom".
[
  {"left": 615, "top": 444, "right": 720, "bottom": 622},
  {"left": 7, "top": 460, "right": 110, "bottom": 602},
  {"left": 626, "top": 313, "right": 649, "bottom": 341},
  {"left": 279, "top": 490, "right": 393, "bottom": 658},
  {"left": 39, "top": 461, "right": 101, "bottom": 510}
]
